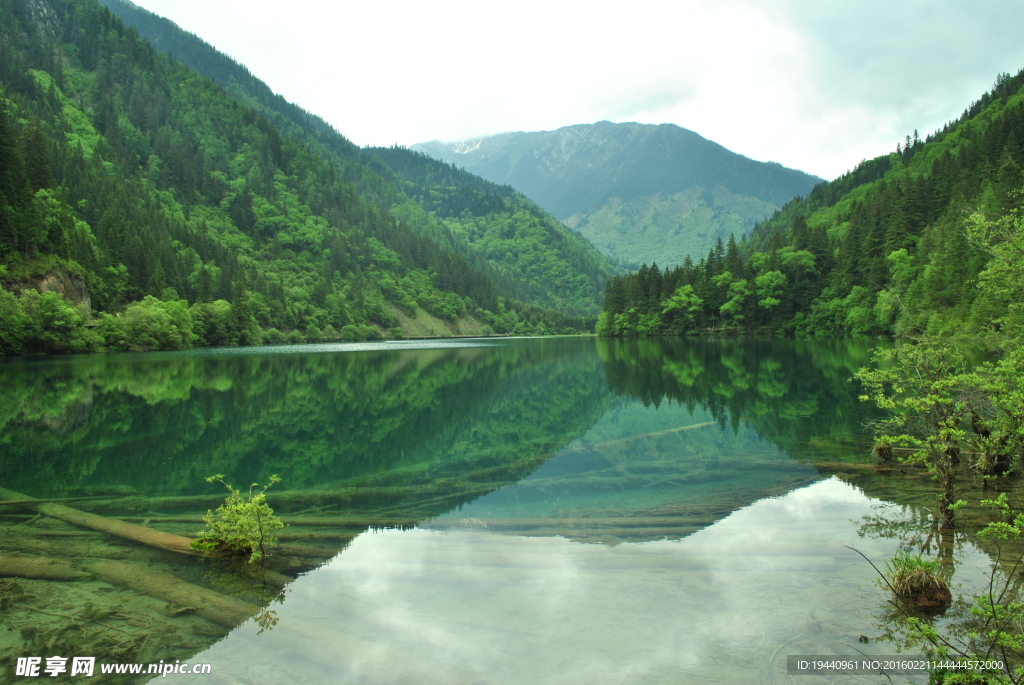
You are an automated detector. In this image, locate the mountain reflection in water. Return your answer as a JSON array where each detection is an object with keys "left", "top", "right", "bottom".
[{"left": 3, "top": 337, "right": 984, "bottom": 684}]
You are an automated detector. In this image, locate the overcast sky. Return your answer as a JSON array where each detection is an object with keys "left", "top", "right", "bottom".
[{"left": 130, "top": 0, "right": 1024, "bottom": 180}]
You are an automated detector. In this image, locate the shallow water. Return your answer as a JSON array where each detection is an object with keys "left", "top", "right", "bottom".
[
  {"left": 175, "top": 480, "right": 967, "bottom": 685},
  {"left": 0, "top": 337, "right": 1007, "bottom": 683}
]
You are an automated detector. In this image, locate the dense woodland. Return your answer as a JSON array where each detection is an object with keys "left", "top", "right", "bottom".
[
  {"left": 600, "top": 70, "right": 1024, "bottom": 341},
  {"left": 0, "top": 0, "right": 602, "bottom": 356},
  {"left": 7, "top": 0, "right": 1024, "bottom": 358},
  {"left": 100, "top": 0, "right": 617, "bottom": 314}
]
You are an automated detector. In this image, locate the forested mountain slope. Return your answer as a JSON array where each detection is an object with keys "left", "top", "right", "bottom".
[
  {"left": 598, "top": 70, "right": 1024, "bottom": 338},
  {"left": 98, "top": 0, "right": 618, "bottom": 314},
  {"left": 0, "top": 0, "right": 596, "bottom": 356},
  {"left": 414, "top": 122, "right": 822, "bottom": 268}
]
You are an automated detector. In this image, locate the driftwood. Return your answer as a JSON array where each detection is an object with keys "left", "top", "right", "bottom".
[
  {"left": 0, "top": 555, "right": 90, "bottom": 581},
  {"left": 0, "top": 487, "right": 197, "bottom": 556},
  {"left": 82, "top": 560, "right": 258, "bottom": 628}
]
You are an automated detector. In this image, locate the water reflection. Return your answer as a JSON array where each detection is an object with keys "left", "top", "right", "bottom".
[
  {"left": 172, "top": 478, "right": 1003, "bottom": 684},
  {"left": 0, "top": 339, "right": 611, "bottom": 500},
  {"left": 1, "top": 337, "right": 988, "bottom": 683}
]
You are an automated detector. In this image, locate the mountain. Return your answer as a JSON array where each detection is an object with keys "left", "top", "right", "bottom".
[
  {"left": 98, "top": 0, "right": 618, "bottom": 316},
  {"left": 0, "top": 0, "right": 600, "bottom": 356},
  {"left": 413, "top": 122, "right": 822, "bottom": 268},
  {"left": 598, "top": 69, "right": 1024, "bottom": 339}
]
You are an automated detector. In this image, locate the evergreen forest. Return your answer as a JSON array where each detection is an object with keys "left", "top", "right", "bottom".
[
  {"left": 99, "top": 0, "right": 617, "bottom": 315},
  {"left": 599, "top": 70, "right": 1024, "bottom": 342},
  {"left": 0, "top": 0, "right": 609, "bottom": 356}
]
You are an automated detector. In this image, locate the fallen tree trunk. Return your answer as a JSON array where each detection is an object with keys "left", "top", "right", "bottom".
[
  {"left": 567, "top": 421, "right": 718, "bottom": 451},
  {"left": 423, "top": 516, "right": 721, "bottom": 531},
  {"left": 114, "top": 515, "right": 418, "bottom": 528},
  {"left": 0, "top": 555, "right": 90, "bottom": 581},
  {"left": 0, "top": 487, "right": 197, "bottom": 556},
  {"left": 0, "top": 496, "right": 117, "bottom": 507},
  {"left": 82, "top": 560, "right": 258, "bottom": 628},
  {"left": 274, "top": 544, "right": 337, "bottom": 559},
  {"left": 83, "top": 482, "right": 506, "bottom": 513}
]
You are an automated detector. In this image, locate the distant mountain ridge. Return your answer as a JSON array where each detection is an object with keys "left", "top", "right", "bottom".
[{"left": 414, "top": 122, "right": 822, "bottom": 267}]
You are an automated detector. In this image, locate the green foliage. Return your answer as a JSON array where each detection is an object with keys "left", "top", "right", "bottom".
[
  {"left": 366, "top": 148, "right": 617, "bottom": 314},
  {"left": 0, "top": 287, "right": 99, "bottom": 354},
  {"left": 191, "top": 474, "right": 284, "bottom": 563},
  {"left": 884, "top": 552, "right": 951, "bottom": 608},
  {"left": 661, "top": 284, "right": 703, "bottom": 333},
  {"left": 856, "top": 339, "right": 979, "bottom": 526},
  {"left": 602, "top": 69, "right": 1024, "bottom": 339},
  {"left": 853, "top": 199, "right": 1024, "bottom": 521},
  {"left": 0, "top": 0, "right": 592, "bottom": 357},
  {"left": 191, "top": 300, "right": 234, "bottom": 347},
  {"left": 119, "top": 296, "right": 194, "bottom": 351},
  {"left": 878, "top": 498, "right": 1024, "bottom": 685},
  {"left": 755, "top": 270, "right": 786, "bottom": 311},
  {"left": 0, "top": 289, "right": 32, "bottom": 354},
  {"left": 263, "top": 327, "right": 285, "bottom": 344},
  {"left": 412, "top": 121, "right": 821, "bottom": 268}
]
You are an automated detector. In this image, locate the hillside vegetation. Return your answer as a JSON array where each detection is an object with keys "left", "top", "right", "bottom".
[
  {"left": 99, "top": 0, "right": 618, "bottom": 314},
  {"left": 0, "top": 0, "right": 599, "bottom": 355},
  {"left": 599, "top": 70, "right": 1024, "bottom": 340},
  {"left": 414, "top": 121, "right": 821, "bottom": 267}
]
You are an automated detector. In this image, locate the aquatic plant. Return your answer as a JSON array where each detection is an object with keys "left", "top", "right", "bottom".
[
  {"left": 192, "top": 475, "right": 284, "bottom": 563},
  {"left": 884, "top": 552, "right": 951, "bottom": 609},
  {"left": 858, "top": 496, "right": 1024, "bottom": 684},
  {"left": 873, "top": 440, "right": 894, "bottom": 461}
]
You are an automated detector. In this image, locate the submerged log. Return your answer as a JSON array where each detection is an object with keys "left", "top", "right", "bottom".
[
  {"left": 83, "top": 482, "right": 506, "bottom": 513},
  {"left": 114, "top": 515, "right": 417, "bottom": 528},
  {"left": 0, "top": 555, "right": 90, "bottom": 581},
  {"left": 82, "top": 560, "right": 258, "bottom": 628},
  {"left": 274, "top": 544, "right": 337, "bottom": 559},
  {"left": 568, "top": 421, "right": 718, "bottom": 451},
  {"left": 423, "top": 516, "right": 720, "bottom": 531},
  {"left": 0, "top": 487, "right": 197, "bottom": 556},
  {"left": 0, "top": 496, "right": 117, "bottom": 507}
]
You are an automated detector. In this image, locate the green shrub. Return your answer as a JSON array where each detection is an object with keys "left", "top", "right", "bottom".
[
  {"left": 340, "top": 324, "right": 359, "bottom": 342},
  {"left": 0, "top": 289, "right": 31, "bottom": 354},
  {"left": 191, "top": 474, "right": 284, "bottom": 563},
  {"left": 263, "top": 327, "right": 286, "bottom": 345},
  {"left": 122, "top": 296, "right": 195, "bottom": 351}
]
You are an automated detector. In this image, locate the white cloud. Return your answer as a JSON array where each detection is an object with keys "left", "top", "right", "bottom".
[{"left": 130, "top": 0, "right": 1024, "bottom": 179}]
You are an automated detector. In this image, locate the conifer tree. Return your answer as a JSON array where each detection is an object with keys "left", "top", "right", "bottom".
[
  {"left": 21, "top": 118, "right": 51, "bottom": 192},
  {"left": 198, "top": 266, "right": 214, "bottom": 303}
]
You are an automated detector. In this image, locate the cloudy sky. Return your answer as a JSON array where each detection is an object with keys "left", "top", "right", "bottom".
[{"left": 130, "top": 0, "right": 1024, "bottom": 180}]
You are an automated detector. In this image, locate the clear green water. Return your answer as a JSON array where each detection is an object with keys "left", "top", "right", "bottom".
[{"left": 0, "top": 338, "right": 1002, "bottom": 683}]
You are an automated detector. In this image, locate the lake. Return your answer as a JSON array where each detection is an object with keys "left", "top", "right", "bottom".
[{"left": 0, "top": 337, "right": 1003, "bottom": 683}]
